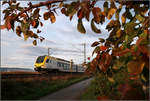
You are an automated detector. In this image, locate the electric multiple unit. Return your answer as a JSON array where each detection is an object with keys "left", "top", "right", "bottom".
[{"left": 34, "top": 55, "right": 85, "bottom": 72}]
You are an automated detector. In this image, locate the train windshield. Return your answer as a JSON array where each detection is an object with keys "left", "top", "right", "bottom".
[{"left": 36, "top": 56, "right": 45, "bottom": 63}]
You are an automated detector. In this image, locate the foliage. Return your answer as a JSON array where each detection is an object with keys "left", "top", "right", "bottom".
[{"left": 1, "top": 0, "right": 149, "bottom": 100}]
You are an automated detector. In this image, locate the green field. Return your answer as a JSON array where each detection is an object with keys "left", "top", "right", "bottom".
[{"left": 1, "top": 74, "right": 89, "bottom": 100}]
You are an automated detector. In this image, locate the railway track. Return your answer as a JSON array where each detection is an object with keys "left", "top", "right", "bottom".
[{"left": 1, "top": 71, "right": 84, "bottom": 79}]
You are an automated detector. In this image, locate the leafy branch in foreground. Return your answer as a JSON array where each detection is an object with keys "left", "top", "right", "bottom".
[{"left": 1, "top": 0, "right": 149, "bottom": 100}]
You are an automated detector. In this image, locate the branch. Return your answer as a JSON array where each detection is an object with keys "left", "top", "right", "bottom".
[{"left": 12, "top": 0, "right": 64, "bottom": 20}]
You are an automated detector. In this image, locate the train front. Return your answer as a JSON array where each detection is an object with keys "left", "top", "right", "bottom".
[{"left": 34, "top": 55, "right": 47, "bottom": 71}]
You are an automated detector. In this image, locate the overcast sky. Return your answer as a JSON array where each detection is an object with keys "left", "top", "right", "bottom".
[{"left": 1, "top": 1, "right": 110, "bottom": 69}]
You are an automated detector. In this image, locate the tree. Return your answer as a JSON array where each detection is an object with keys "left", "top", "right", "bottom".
[{"left": 1, "top": 0, "right": 149, "bottom": 99}]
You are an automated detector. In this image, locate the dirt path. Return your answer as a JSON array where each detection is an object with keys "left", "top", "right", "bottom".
[{"left": 39, "top": 78, "right": 93, "bottom": 100}]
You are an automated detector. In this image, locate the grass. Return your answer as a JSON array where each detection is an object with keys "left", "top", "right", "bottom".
[
  {"left": 1, "top": 74, "right": 90, "bottom": 100},
  {"left": 80, "top": 78, "right": 97, "bottom": 100}
]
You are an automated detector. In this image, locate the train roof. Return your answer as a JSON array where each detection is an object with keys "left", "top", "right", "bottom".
[
  {"left": 55, "top": 57, "right": 70, "bottom": 63},
  {"left": 43, "top": 55, "right": 70, "bottom": 63}
]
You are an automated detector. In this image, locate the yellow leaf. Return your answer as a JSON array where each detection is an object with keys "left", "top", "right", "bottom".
[
  {"left": 107, "top": 8, "right": 116, "bottom": 19},
  {"left": 121, "top": 13, "right": 126, "bottom": 24},
  {"left": 23, "top": 33, "right": 29, "bottom": 41},
  {"left": 116, "top": 29, "right": 121, "bottom": 38},
  {"left": 50, "top": 12, "right": 56, "bottom": 23}
]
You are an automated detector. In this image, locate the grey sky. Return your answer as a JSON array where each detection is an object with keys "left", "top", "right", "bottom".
[{"left": 1, "top": 0, "right": 110, "bottom": 69}]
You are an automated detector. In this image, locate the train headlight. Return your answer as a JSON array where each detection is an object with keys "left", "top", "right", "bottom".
[{"left": 41, "top": 65, "right": 46, "bottom": 68}]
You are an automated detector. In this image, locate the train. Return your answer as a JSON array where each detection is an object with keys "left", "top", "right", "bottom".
[{"left": 34, "top": 55, "right": 85, "bottom": 73}]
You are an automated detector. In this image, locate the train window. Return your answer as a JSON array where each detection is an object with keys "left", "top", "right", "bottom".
[
  {"left": 36, "top": 56, "right": 45, "bottom": 63},
  {"left": 46, "top": 59, "right": 49, "bottom": 63}
]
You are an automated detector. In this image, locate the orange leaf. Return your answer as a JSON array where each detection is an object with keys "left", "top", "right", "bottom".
[
  {"left": 107, "top": 8, "right": 116, "bottom": 19},
  {"left": 31, "top": 20, "right": 36, "bottom": 27},
  {"left": 0, "top": 25, "right": 6, "bottom": 29},
  {"left": 100, "top": 45, "right": 107, "bottom": 51},
  {"left": 49, "top": 12, "right": 56, "bottom": 23}
]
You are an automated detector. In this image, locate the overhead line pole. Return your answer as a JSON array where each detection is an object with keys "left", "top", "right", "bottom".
[
  {"left": 84, "top": 43, "right": 86, "bottom": 64},
  {"left": 48, "top": 48, "right": 50, "bottom": 56}
]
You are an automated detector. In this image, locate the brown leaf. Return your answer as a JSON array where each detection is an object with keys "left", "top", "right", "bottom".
[
  {"left": 77, "top": 9, "right": 84, "bottom": 19},
  {"left": 91, "top": 19, "right": 101, "bottom": 33},
  {"left": 127, "top": 60, "right": 145, "bottom": 75},
  {"left": 61, "top": 8, "right": 66, "bottom": 14},
  {"left": 77, "top": 19, "right": 86, "bottom": 33},
  {"left": 33, "top": 40, "right": 37, "bottom": 46},
  {"left": 5, "top": 16, "right": 12, "bottom": 30},
  {"left": 49, "top": 12, "right": 56, "bottom": 23},
  {"left": 40, "top": 22, "right": 43, "bottom": 27},
  {"left": 16, "top": 26, "right": 22, "bottom": 37},
  {"left": 43, "top": 12, "right": 50, "bottom": 20},
  {"left": 92, "top": 7, "right": 101, "bottom": 24},
  {"left": 91, "top": 41, "right": 99, "bottom": 47},
  {"left": 70, "top": 16, "right": 73, "bottom": 21}
]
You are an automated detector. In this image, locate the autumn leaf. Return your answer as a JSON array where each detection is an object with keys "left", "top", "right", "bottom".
[
  {"left": 5, "top": 16, "right": 12, "bottom": 30},
  {"left": 77, "top": 19, "right": 86, "bottom": 33},
  {"left": 92, "top": 7, "right": 101, "bottom": 24},
  {"left": 116, "top": 29, "right": 122, "bottom": 38},
  {"left": 33, "top": 40, "right": 37, "bottom": 46},
  {"left": 107, "top": 8, "right": 116, "bottom": 19},
  {"left": 0, "top": 25, "right": 6, "bottom": 29},
  {"left": 33, "top": 8, "right": 40, "bottom": 18},
  {"left": 121, "top": 12, "right": 126, "bottom": 24},
  {"left": 31, "top": 20, "right": 36, "bottom": 27},
  {"left": 91, "top": 41, "right": 99, "bottom": 47},
  {"left": 91, "top": 19, "right": 101, "bottom": 33},
  {"left": 98, "top": 38, "right": 105, "bottom": 43},
  {"left": 85, "top": 10, "right": 90, "bottom": 21},
  {"left": 16, "top": 26, "right": 22, "bottom": 37},
  {"left": 40, "top": 22, "right": 43, "bottom": 27},
  {"left": 43, "top": 12, "right": 50, "bottom": 20},
  {"left": 61, "top": 8, "right": 66, "bottom": 14},
  {"left": 92, "top": 46, "right": 100, "bottom": 56},
  {"left": 127, "top": 60, "right": 145, "bottom": 75},
  {"left": 100, "top": 45, "right": 107, "bottom": 51},
  {"left": 103, "top": 1, "right": 108, "bottom": 16},
  {"left": 49, "top": 12, "right": 56, "bottom": 23},
  {"left": 77, "top": 9, "right": 84, "bottom": 19},
  {"left": 23, "top": 33, "right": 29, "bottom": 41}
]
